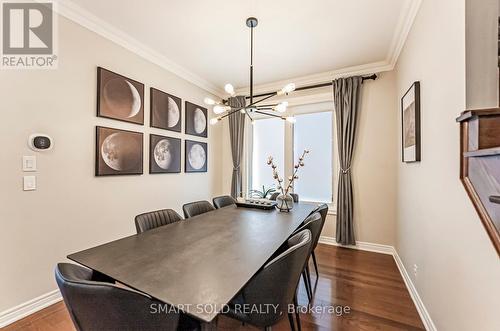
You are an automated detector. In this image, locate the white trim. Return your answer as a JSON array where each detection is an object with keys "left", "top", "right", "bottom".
[
  {"left": 0, "top": 290, "right": 62, "bottom": 328},
  {"left": 393, "top": 249, "right": 437, "bottom": 331},
  {"left": 319, "top": 236, "right": 436, "bottom": 331},
  {"left": 236, "top": 0, "right": 422, "bottom": 95},
  {"left": 319, "top": 236, "right": 394, "bottom": 255},
  {"left": 47, "top": 0, "right": 224, "bottom": 97},
  {"left": 386, "top": 0, "right": 423, "bottom": 67},
  {"left": 46, "top": 0, "right": 421, "bottom": 98}
]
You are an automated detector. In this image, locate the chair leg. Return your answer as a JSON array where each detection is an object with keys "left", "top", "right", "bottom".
[
  {"left": 302, "top": 270, "right": 311, "bottom": 301},
  {"left": 311, "top": 250, "right": 319, "bottom": 278},
  {"left": 305, "top": 265, "right": 313, "bottom": 299},
  {"left": 294, "top": 294, "right": 302, "bottom": 331},
  {"left": 288, "top": 312, "right": 296, "bottom": 331}
]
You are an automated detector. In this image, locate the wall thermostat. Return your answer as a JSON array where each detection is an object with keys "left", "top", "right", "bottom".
[{"left": 28, "top": 134, "right": 53, "bottom": 151}]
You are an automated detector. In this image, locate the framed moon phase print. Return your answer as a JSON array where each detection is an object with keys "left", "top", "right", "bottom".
[
  {"left": 185, "top": 140, "right": 207, "bottom": 173},
  {"left": 150, "top": 88, "right": 182, "bottom": 132},
  {"left": 401, "top": 81, "right": 421, "bottom": 163},
  {"left": 149, "top": 134, "right": 181, "bottom": 174},
  {"left": 185, "top": 101, "right": 207, "bottom": 137},
  {"left": 97, "top": 67, "right": 144, "bottom": 125},
  {"left": 96, "top": 126, "right": 143, "bottom": 176}
]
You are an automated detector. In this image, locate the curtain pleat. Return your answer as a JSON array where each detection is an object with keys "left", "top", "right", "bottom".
[
  {"left": 228, "top": 96, "right": 246, "bottom": 198},
  {"left": 333, "top": 76, "right": 362, "bottom": 245}
]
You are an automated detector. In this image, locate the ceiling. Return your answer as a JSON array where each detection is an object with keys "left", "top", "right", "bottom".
[{"left": 57, "top": 0, "right": 419, "bottom": 95}]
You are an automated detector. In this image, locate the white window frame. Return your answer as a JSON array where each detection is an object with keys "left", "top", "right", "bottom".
[{"left": 245, "top": 100, "right": 338, "bottom": 214}]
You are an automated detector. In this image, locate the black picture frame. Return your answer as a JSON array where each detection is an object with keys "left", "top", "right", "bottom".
[
  {"left": 149, "top": 134, "right": 181, "bottom": 174},
  {"left": 95, "top": 126, "right": 143, "bottom": 176},
  {"left": 97, "top": 67, "right": 145, "bottom": 125},
  {"left": 150, "top": 87, "right": 182, "bottom": 132},
  {"left": 185, "top": 140, "right": 208, "bottom": 173},
  {"left": 401, "top": 81, "right": 421, "bottom": 163},
  {"left": 185, "top": 101, "right": 208, "bottom": 137}
]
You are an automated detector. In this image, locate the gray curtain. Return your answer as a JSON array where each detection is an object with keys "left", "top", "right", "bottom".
[
  {"left": 333, "top": 76, "right": 362, "bottom": 245},
  {"left": 228, "top": 96, "right": 246, "bottom": 198}
]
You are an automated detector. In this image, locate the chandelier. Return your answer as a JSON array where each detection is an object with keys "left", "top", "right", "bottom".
[{"left": 204, "top": 17, "right": 296, "bottom": 125}]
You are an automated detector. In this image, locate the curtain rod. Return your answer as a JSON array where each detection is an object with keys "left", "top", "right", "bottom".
[{"left": 242, "top": 73, "right": 377, "bottom": 100}]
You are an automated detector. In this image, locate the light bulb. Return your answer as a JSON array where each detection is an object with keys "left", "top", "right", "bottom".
[
  {"left": 204, "top": 97, "right": 216, "bottom": 105},
  {"left": 278, "top": 83, "right": 296, "bottom": 95},
  {"left": 213, "top": 105, "right": 229, "bottom": 114},
  {"left": 210, "top": 118, "right": 220, "bottom": 125},
  {"left": 275, "top": 101, "right": 288, "bottom": 113},
  {"left": 285, "top": 116, "right": 296, "bottom": 123},
  {"left": 224, "top": 83, "right": 235, "bottom": 96}
]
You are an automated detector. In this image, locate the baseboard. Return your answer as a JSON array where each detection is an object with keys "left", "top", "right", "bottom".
[
  {"left": 319, "top": 236, "right": 394, "bottom": 255},
  {"left": 0, "top": 290, "right": 62, "bottom": 328},
  {"left": 392, "top": 249, "right": 437, "bottom": 331},
  {"left": 319, "top": 236, "right": 436, "bottom": 331}
]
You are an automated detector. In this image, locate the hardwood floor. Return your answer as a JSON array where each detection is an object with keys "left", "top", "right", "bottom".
[{"left": 2, "top": 244, "right": 425, "bottom": 331}]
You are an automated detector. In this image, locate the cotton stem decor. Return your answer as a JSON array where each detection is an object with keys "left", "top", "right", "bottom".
[{"left": 267, "top": 149, "right": 309, "bottom": 211}]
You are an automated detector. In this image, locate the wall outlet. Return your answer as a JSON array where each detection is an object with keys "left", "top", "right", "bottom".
[
  {"left": 23, "top": 175, "right": 36, "bottom": 191},
  {"left": 413, "top": 264, "right": 418, "bottom": 278}
]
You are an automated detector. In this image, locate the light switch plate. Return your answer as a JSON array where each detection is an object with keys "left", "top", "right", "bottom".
[
  {"left": 22, "top": 156, "right": 37, "bottom": 171},
  {"left": 23, "top": 175, "right": 36, "bottom": 191}
]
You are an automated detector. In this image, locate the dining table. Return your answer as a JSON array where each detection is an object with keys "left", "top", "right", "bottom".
[{"left": 67, "top": 202, "right": 319, "bottom": 330}]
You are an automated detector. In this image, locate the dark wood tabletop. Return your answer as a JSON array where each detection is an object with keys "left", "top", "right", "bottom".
[{"left": 67, "top": 202, "right": 318, "bottom": 323}]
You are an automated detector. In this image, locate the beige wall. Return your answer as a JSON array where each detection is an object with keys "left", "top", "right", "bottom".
[
  {"left": 465, "top": 0, "right": 498, "bottom": 108},
  {"left": 0, "top": 16, "right": 223, "bottom": 312},
  {"left": 223, "top": 71, "right": 398, "bottom": 246},
  {"left": 395, "top": 0, "right": 500, "bottom": 330}
]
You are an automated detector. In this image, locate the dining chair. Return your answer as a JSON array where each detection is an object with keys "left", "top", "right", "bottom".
[
  {"left": 212, "top": 195, "right": 236, "bottom": 209},
  {"left": 182, "top": 200, "right": 216, "bottom": 218},
  {"left": 309, "top": 204, "right": 329, "bottom": 278},
  {"left": 55, "top": 263, "right": 199, "bottom": 331},
  {"left": 291, "top": 212, "right": 323, "bottom": 302},
  {"left": 134, "top": 209, "right": 183, "bottom": 234},
  {"left": 224, "top": 229, "right": 312, "bottom": 331},
  {"left": 269, "top": 192, "right": 299, "bottom": 202}
]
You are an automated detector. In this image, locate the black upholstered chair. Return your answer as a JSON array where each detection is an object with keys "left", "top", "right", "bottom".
[
  {"left": 291, "top": 212, "right": 323, "bottom": 302},
  {"left": 182, "top": 200, "right": 216, "bottom": 218},
  {"left": 269, "top": 192, "right": 299, "bottom": 203},
  {"left": 225, "top": 229, "right": 312, "bottom": 331},
  {"left": 55, "top": 263, "right": 199, "bottom": 331},
  {"left": 134, "top": 209, "right": 183, "bottom": 234},
  {"left": 212, "top": 195, "right": 236, "bottom": 209}
]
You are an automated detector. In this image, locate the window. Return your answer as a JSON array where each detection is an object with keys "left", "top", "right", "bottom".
[
  {"left": 251, "top": 118, "right": 285, "bottom": 193},
  {"left": 248, "top": 103, "right": 334, "bottom": 204},
  {"left": 293, "top": 111, "right": 333, "bottom": 203}
]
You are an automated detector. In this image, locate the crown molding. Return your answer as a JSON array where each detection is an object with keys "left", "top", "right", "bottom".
[
  {"left": 49, "top": 0, "right": 225, "bottom": 97},
  {"left": 236, "top": 0, "right": 422, "bottom": 96},
  {"left": 386, "top": 0, "right": 422, "bottom": 67},
  {"left": 48, "top": 0, "right": 421, "bottom": 100}
]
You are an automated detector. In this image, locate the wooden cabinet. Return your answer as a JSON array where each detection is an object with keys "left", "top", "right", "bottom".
[{"left": 457, "top": 109, "right": 500, "bottom": 255}]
